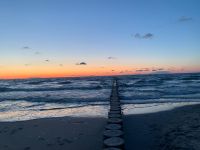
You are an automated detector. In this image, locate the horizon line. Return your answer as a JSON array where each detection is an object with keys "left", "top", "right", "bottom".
[{"left": 0, "top": 71, "right": 199, "bottom": 80}]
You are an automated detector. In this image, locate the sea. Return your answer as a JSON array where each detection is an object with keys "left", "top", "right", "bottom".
[{"left": 0, "top": 73, "right": 200, "bottom": 122}]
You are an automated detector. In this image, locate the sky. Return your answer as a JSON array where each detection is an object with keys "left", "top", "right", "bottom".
[{"left": 0, "top": 0, "right": 200, "bottom": 79}]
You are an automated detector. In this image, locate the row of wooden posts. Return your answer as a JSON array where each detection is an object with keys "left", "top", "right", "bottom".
[{"left": 103, "top": 79, "right": 125, "bottom": 150}]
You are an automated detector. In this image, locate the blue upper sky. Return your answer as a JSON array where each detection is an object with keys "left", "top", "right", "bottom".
[{"left": 0, "top": 0, "right": 200, "bottom": 78}]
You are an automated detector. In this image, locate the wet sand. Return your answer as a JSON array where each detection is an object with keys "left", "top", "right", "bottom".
[
  {"left": 0, "top": 117, "right": 106, "bottom": 150},
  {"left": 123, "top": 104, "right": 200, "bottom": 150}
]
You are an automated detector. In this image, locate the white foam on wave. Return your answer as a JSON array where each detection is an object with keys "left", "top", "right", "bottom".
[
  {"left": 122, "top": 102, "right": 200, "bottom": 115},
  {"left": 0, "top": 100, "right": 108, "bottom": 122}
]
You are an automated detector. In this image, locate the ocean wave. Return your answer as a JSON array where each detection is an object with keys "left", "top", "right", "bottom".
[{"left": 0, "top": 85, "right": 109, "bottom": 92}]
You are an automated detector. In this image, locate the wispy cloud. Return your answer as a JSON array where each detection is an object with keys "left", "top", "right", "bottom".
[
  {"left": 59, "top": 64, "right": 63, "bottom": 67},
  {"left": 179, "top": 16, "right": 193, "bottom": 22},
  {"left": 134, "top": 33, "right": 141, "bottom": 39},
  {"left": 45, "top": 59, "right": 50, "bottom": 62},
  {"left": 143, "top": 33, "right": 153, "bottom": 39},
  {"left": 133, "top": 33, "right": 154, "bottom": 39},
  {"left": 24, "top": 64, "right": 31, "bottom": 66},
  {"left": 108, "top": 57, "right": 116, "bottom": 60},
  {"left": 136, "top": 68, "right": 150, "bottom": 72},
  {"left": 76, "top": 62, "right": 87, "bottom": 65},
  {"left": 34, "top": 51, "right": 40, "bottom": 55},
  {"left": 152, "top": 68, "right": 164, "bottom": 71},
  {"left": 22, "top": 46, "right": 31, "bottom": 50},
  {"left": 120, "top": 70, "right": 132, "bottom": 74}
]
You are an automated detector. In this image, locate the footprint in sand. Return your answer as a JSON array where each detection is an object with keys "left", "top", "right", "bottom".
[
  {"left": 46, "top": 143, "right": 54, "bottom": 147},
  {"left": 10, "top": 129, "right": 17, "bottom": 135},
  {"left": 38, "top": 136, "right": 45, "bottom": 141},
  {"left": 71, "top": 121, "right": 85, "bottom": 124},
  {"left": 24, "top": 146, "right": 31, "bottom": 150},
  {"left": 18, "top": 127, "right": 23, "bottom": 130},
  {"left": 10, "top": 127, "right": 23, "bottom": 135},
  {"left": 63, "top": 138, "right": 73, "bottom": 144},
  {"left": 2, "top": 127, "right": 9, "bottom": 133},
  {"left": 56, "top": 137, "right": 73, "bottom": 146},
  {"left": 33, "top": 124, "right": 38, "bottom": 127}
]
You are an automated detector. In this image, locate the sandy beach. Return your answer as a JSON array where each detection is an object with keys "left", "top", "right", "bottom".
[
  {"left": 124, "top": 104, "right": 200, "bottom": 150},
  {"left": 1, "top": 104, "right": 200, "bottom": 150},
  {"left": 0, "top": 117, "right": 106, "bottom": 150}
]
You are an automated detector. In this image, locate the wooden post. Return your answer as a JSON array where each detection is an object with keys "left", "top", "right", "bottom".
[{"left": 103, "top": 79, "right": 125, "bottom": 149}]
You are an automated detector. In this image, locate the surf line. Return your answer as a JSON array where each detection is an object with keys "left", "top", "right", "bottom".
[{"left": 103, "top": 79, "right": 125, "bottom": 150}]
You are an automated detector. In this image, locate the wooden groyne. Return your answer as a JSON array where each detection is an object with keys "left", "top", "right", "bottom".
[{"left": 103, "top": 79, "right": 125, "bottom": 150}]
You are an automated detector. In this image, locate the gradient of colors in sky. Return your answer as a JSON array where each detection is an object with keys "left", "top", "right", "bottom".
[{"left": 0, "top": 0, "right": 200, "bottom": 79}]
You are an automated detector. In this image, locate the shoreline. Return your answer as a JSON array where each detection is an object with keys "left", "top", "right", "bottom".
[
  {"left": 123, "top": 104, "right": 200, "bottom": 150},
  {"left": 1, "top": 101, "right": 200, "bottom": 122}
]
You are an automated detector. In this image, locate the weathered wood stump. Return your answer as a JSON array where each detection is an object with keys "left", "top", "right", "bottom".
[
  {"left": 109, "top": 110, "right": 121, "bottom": 114},
  {"left": 110, "top": 103, "right": 121, "bottom": 106},
  {"left": 104, "top": 137, "right": 124, "bottom": 148},
  {"left": 108, "top": 118, "right": 122, "bottom": 124},
  {"left": 110, "top": 108, "right": 121, "bottom": 111},
  {"left": 108, "top": 113, "right": 122, "bottom": 118},
  {"left": 104, "top": 147, "right": 122, "bottom": 150},
  {"left": 105, "top": 124, "right": 122, "bottom": 130},
  {"left": 103, "top": 130, "right": 124, "bottom": 138}
]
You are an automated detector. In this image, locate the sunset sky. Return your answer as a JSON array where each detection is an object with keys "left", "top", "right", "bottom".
[{"left": 0, "top": 0, "right": 200, "bottom": 79}]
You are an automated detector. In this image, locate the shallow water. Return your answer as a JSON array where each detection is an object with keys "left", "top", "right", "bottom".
[{"left": 0, "top": 73, "right": 200, "bottom": 121}]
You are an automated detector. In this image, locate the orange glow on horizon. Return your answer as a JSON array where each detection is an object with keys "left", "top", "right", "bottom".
[
  {"left": 0, "top": 65, "right": 133, "bottom": 79},
  {"left": 0, "top": 65, "right": 199, "bottom": 79}
]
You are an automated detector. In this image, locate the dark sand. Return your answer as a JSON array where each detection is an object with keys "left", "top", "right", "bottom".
[
  {"left": 1, "top": 104, "right": 200, "bottom": 150},
  {"left": 123, "top": 104, "right": 200, "bottom": 150},
  {"left": 0, "top": 117, "right": 106, "bottom": 150}
]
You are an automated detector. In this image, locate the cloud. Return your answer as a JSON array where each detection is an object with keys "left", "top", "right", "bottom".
[
  {"left": 120, "top": 70, "right": 132, "bottom": 74},
  {"left": 151, "top": 68, "right": 171, "bottom": 74},
  {"left": 76, "top": 62, "right": 87, "bottom": 65},
  {"left": 136, "top": 69, "right": 144, "bottom": 72},
  {"left": 143, "top": 33, "right": 153, "bottom": 39},
  {"left": 24, "top": 64, "right": 31, "bottom": 66},
  {"left": 179, "top": 16, "right": 193, "bottom": 22},
  {"left": 134, "top": 33, "right": 141, "bottom": 39},
  {"left": 34, "top": 51, "right": 40, "bottom": 55},
  {"left": 133, "top": 33, "right": 154, "bottom": 39},
  {"left": 59, "top": 64, "right": 63, "bottom": 67},
  {"left": 136, "top": 68, "right": 150, "bottom": 72},
  {"left": 22, "top": 46, "right": 31, "bottom": 50},
  {"left": 45, "top": 59, "right": 50, "bottom": 62},
  {"left": 108, "top": 57, "right": 116, "bottom": 60},
  {"left": 152, "top": 68, "right": 164, "bottom": 72}
]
